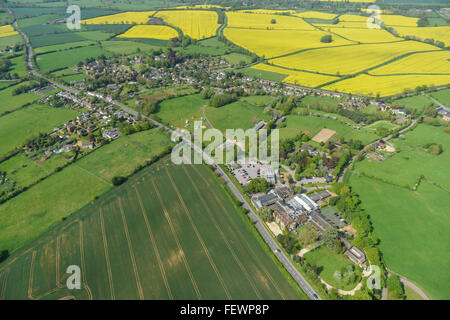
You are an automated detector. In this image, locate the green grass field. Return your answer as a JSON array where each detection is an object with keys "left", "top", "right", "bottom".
[
  {"left": 0, "top": 153, "right": 69, "bottom": 188},
  {"left": 348, "top": 124, "right": 450, "bottom": 299},
  {"left": 0, "top": 129, "right": 170, "bottom": 253},
  {"left": 241, "top": 95, "right": 275, "bottom": 107},
  {"left": 279, "top": 114, "right": 379, "bottom": 143},
  {"left": 238, "top": 66, "right": 287, "bottom": 82},
  {"left": 430, "top": 89, "right": 450, "bottom": 108},
  {"left": 395, "top": 94, "right": 435, "bottom": 112},
  {"left": 102, "top": 40, "right": 160, "bottom": 55},
  {"left": 30, "top": 32, "right": 87, "bottom": 48},
  {"left": 301, "top": 95, "right": 343, "bottom": 109},
  {"left": 174, "top": 37, "right": 230, "bottom": 56},
  {"left": 0, "top": 160, "right": 305, "bottom": 300},
  {"left": 36, "top": 45, "right": 112, "bottom": 72},
  {"left": 0, "top": 35, "right": 23, "bottom": 51},
  {"left": 348, "top": 173, "right": 450, "bottom": 299},
  {"left": 0, "top": 82, "right": 40, "bottom": 115},
  {"left": 0, "top": 104, "right": 78, "bottom": 157},
  {"left": 221, "top": 52, "right": 253, "bottom": 65},
  {"left": 34, "top": 41, "right": 96, "bottom": 54},
  {"left": 303, "top": 245, "right": 359, "bottom": 291},
  {"left": 9, "top": 55, "right": 28, "bottom": 77},
  {"left": 404, "top": 285, "right": 424, "bottom": 300},
  {"left": 205, "top": 100, "right": 271, "bottom": 132},
  {"left": 155, "top": 94, "right": 207, "bottom": 129}
]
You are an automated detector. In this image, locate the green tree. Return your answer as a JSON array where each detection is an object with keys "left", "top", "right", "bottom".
[
  {"left": 247, "top": 178, "right": 269, "bottom": 193},
  {"left": 258, "top": 206, "right": 274, "bottom": 222},
  {"left": 320, "top": 35, "right": 332, "bottom": 43},
  {"left": 297, "top": 227, "right": 318, "bottom": 247},
  {"left": 321, "top": 227, "right": 338, "bottom": 249},
  {"left": 387, "top": 275, "right": 405, "bottom": 300}
]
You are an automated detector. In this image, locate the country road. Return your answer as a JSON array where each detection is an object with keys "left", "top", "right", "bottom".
[{"left": 15, "top": 18, "right": 321, "bottom": 300}]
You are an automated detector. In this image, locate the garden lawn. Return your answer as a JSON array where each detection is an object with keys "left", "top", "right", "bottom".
[{"left": 303, "top": 245, "right": 359, "bottom": 291}]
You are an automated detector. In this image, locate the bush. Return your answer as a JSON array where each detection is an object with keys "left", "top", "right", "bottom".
[
  {"left": 209, "top": 93, "right": 234, "bottom": 108},
  {"left": 0, "top": 249, "right": 9, "bottom": 263},
  {"left": 112, "top": 176, "right": 127, "bottom": 186},
  {"left": 320, "top": 35, "right": 332, "bottom": 43}
]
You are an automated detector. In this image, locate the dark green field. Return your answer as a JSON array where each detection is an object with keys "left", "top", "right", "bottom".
[{"left": 0, "top": 160, "right": 305, "bottom": 300}]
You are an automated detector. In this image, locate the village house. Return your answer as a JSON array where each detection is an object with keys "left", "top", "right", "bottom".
[
  {"left": 102, "top": 128, "right": 121, "bottom": 140},
  {"left": 341, "top": 238, "right": 367, "bottom": 266}
]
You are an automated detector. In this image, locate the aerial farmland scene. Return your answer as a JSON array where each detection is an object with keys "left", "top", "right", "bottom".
[{"left": 0, "top": 0, "right": 448, "bottom": 309}]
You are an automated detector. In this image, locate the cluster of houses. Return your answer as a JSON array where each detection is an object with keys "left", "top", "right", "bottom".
[
  {"left": 81, "top": 54, "right": 232, "bottom": 97},
  {"left": 252, "top": 185, "right": 366, "bottom": 266},
  {"left": 38, "top": 91, "right": 141, "bottom": 156},
  {"left": 252, "top": 186, "right": 333, "bottom": 232}
]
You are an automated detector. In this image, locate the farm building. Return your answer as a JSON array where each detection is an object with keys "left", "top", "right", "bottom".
[{"left": 341, "top": 238, "right": 367, "bottom": 266}]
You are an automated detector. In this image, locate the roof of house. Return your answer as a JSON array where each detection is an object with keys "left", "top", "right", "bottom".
[{"left": 310, "top": 211, "right": 332, "bottom": 231}]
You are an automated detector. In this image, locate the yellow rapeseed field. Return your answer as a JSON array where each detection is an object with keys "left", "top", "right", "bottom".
[
  {"left": 237, "top": 9, "right": 296, "bottom": 14},
  {"left": 293, "top": 11, "right": 337, "bottom": 20},
  {"left": 369, "top": 51, "right": 450, "bottom": 75},
  {"left": 268, "top": 41, "right": 439, "bottom": 75},
  {"left": 320, "top": 27, "right": 400, "bottom": 43},
  {"left": 0, "top": 25, "right": 18, "bottom": 38},
  {"left": 81, "top": 11, "right": 155, "bottom": 24},
  {"left": 155, "top": 10, "right": 220, "bottom": 39},
  {"left": 338, "top": 14, "right": 371, "bottom": 22},
  {"left": 378, "top": 15, "right": 419, "bottom": 27},
  {"left": 223, "top": 28, "right": 352, "bottom": 58},
  {"left": 394, "top": 26, "right": 450, "bottom": 46},
  {"left": 252, "top": 63, "right": 339, "bottom": 87},
  {"left": 171, "top": 5, "right": 226, "bottom": 9},
  {"left": 226, "top": 12, "right": 315, "bottom": 30},
  {"left": 314, "top": 21, "right": 371, "bottom": 29},
  {"left": 323, "top": 74, "right": 450, "bottom": 97},
  {"left": 117, "top": 25, "right": 178, "bottom": 40}
]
